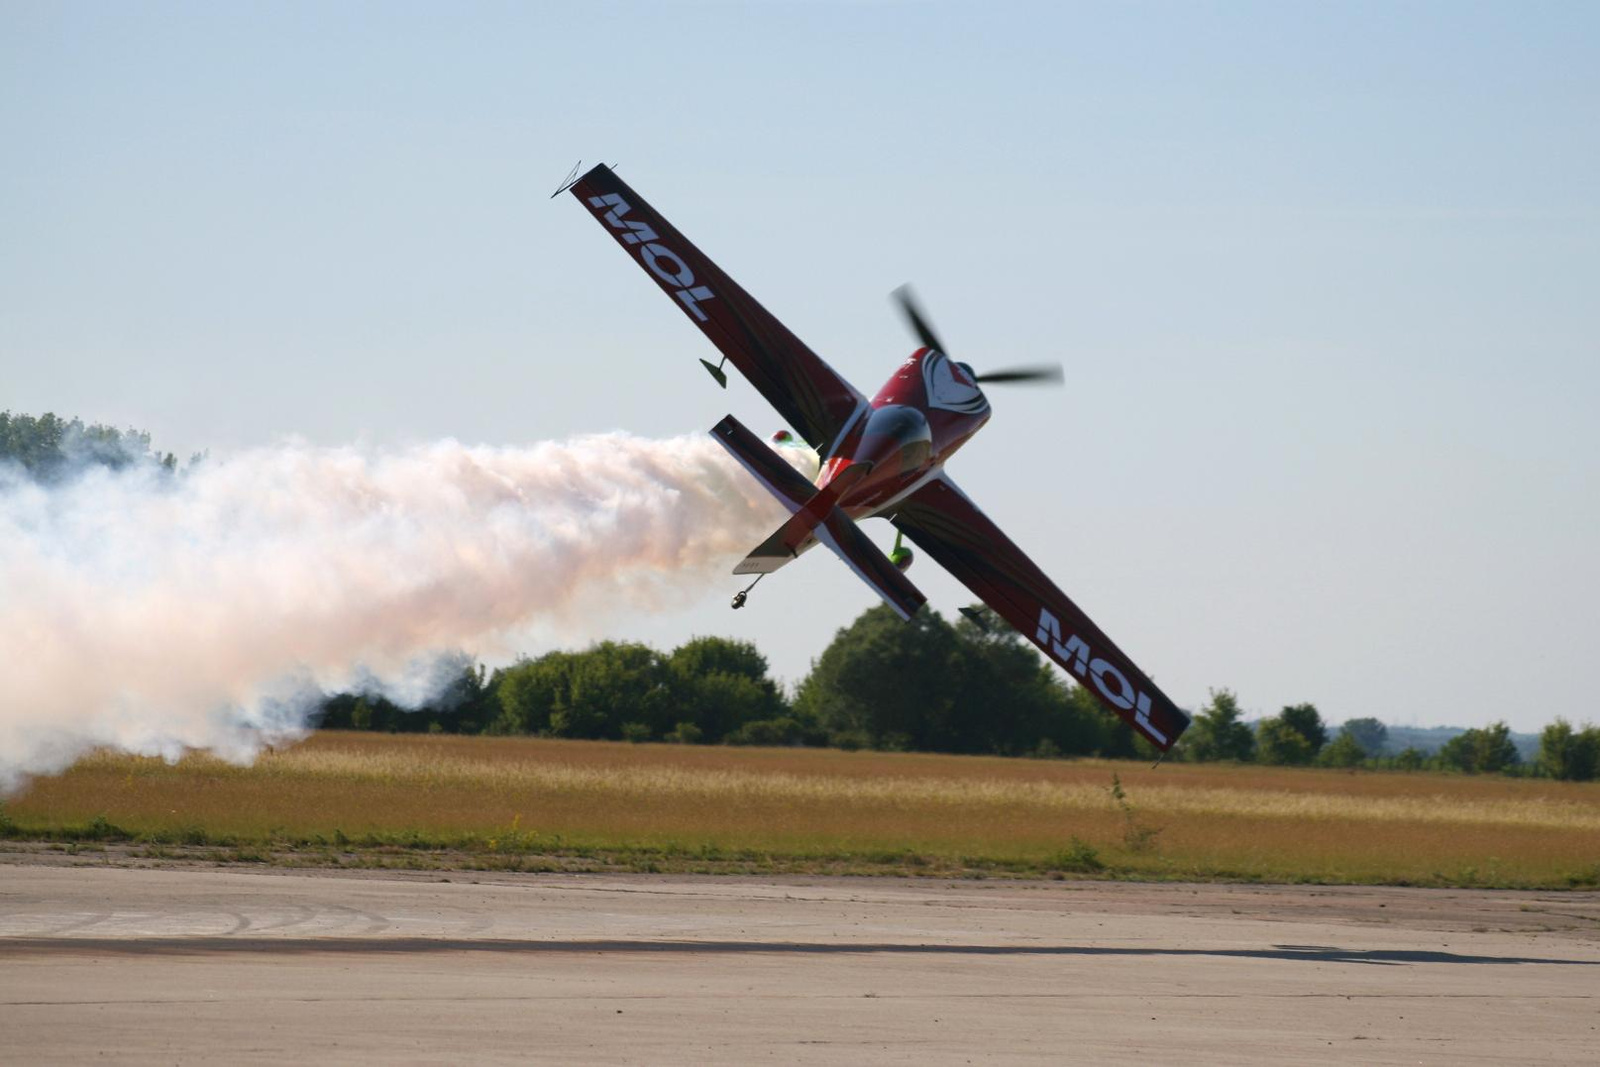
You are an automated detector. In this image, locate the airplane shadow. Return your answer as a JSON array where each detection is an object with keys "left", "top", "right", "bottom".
[{"left": 7, "top": 937, "right": 1598, "bottom": 967}]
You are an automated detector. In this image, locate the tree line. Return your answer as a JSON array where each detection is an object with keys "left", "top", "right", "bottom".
[
  {"left": 0, "top": 410, "right": 184, "bottom": 481},
  {"left": 318, "top": 606, "right": 1152, "bottom": 759},
  {"left": 316, "top": 604, "right": 1600, "bottom": 781},
  {"left": 1174, "top": 687, "right": 1599, "bottom": 779}
]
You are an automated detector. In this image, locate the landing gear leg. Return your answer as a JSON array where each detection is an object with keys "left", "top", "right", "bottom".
[{"left": 731, "top": 573, "right": 763, "bottom": 609}]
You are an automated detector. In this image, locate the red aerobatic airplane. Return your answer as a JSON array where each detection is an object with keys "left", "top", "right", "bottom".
[{"left": 564, "top": 164, "right": 1190, "bottom": 751}]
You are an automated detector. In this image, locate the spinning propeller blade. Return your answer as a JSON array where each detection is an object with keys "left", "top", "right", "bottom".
[
  {"left": 892, "top": 285, "right": 947, "bottom": 355},
  {"left": 891, "top": 285, "right": 1062, "bottom": 386},
  {"left": 973, "top": 365, "right": 1064, "bottom": 385}
]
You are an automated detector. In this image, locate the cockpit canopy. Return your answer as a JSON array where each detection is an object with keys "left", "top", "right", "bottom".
[
  {"left": 863, "top": 404, "right": 933, "bottom": 448},
  {"left": 857, "top": 404, "right": 934, "bottom": 476}
]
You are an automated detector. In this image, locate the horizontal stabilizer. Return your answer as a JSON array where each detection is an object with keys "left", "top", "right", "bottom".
[
  {"left": 714, "top": 410, "right": 922, "bottom": 619},
  {"left": 731, "top": 465, "right": 862, "bottom": 577},
  {"left": 709, "top": 414, "right": 815, "bottom": 513},
  {"left": 735, "top": 507, "right": 824, "bottom": 575}
]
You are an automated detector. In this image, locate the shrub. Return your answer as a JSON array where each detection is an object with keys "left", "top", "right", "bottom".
[
  {"left": 664, "top": 722, "right": 703, "bottom": 745},
  {"left": 831, "top": 729, "right": 873, "bottom": 752},
  {"left": 1439, "top": 722, "right": 1519, "bottom": 774},
  {"left": 1184, "top": 689, "right": 1255, "bottom": 762},
  {"left": 1047, "top": 837, "right": 1104, "bottom": 873},
  {"left": 1320, "top": 731, "right": 1367, "bottom": 768},
  {"left": 82, "top": 814, "right": 129, "bottom": 841},
  {"left": 725, "top": 718, "right": 806, "bottom": 747},
  {"left": 1537, "top": 719, "right": 1600, "bottom": 782},
  {"left": 1109, "top": 774, "right": 1162, "bottom": 853},
  {"left": 1256, "top": 717, "right": 1315, "bottom": 765}
]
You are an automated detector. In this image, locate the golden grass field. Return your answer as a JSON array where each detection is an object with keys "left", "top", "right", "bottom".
[{"left": 5, "top": 731, "right": 1599, "bottom": 888}]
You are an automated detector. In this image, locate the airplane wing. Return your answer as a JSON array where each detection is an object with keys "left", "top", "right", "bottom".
[
  {"left": 569, "top": 165, "right": 866, "bottom": 453},
  {"left": 890, "top": 475, "right": 1190, "bottom": 751}
]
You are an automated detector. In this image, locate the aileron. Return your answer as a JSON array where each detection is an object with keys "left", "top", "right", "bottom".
[
  {"left": 891, "top": 477, "right": 1189, "bottom": 750},
  {"left": 569, "top": 165, "right": 864, "bottom": 451}
]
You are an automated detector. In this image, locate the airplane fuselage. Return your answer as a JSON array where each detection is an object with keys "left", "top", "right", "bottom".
[{"left": 815, "top": 347, "right": 990, "bottom": 521}]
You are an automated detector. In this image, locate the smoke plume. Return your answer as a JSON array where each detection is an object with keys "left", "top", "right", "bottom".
[{"left": 0, "top": 433, "right": 791, "bottom": 791}]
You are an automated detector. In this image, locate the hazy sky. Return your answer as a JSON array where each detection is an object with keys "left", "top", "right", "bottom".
[{"left": 3, "top": 2, "right": 1596, "bottom": 731}]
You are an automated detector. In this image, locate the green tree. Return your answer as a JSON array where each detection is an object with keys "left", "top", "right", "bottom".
[
  {"left": 1392, "top": 746, "right": 1426, "bottom": 772},
  {"left": 491, "top": 651, "right": 578, "bottom": 734},
  {"left": 1278, "top": 703, "right": 1327, "bottom": 756},
  {"left": 1438, "top": 721, "right": 1520, "bottom": 774},
  {"left": 664, "top": 636, "right": 786, "bottom": 743},
  {"left": 725, "top": 717, "right": 810, "bottom": 746},
  {"left": 557, "top": 641, "right": 670, "bottom": 739},
  {"left": 794, "top": 604, "right": 1118, "bottom": 756},
  {"left": 949, "top": 608, "right": 1109, "bottom": 756},
  {"left": 317, "top": 661, "right": 491, "bottom": 734},
  {"left": 1537, "top": 719, "right": 1600, "bottom": 782},
  {"left": 413, "top": 657, "right": 493, "bottom": 733},
  {"left": 794, "top": 605, "right": 968, "bottom": 752},
  {"left": 1255, "top": 716, "right": 1314, "bottom": 765},
  {"left": 489, "top": 639, "right": 789, "bottom": 743},
  {"left": 1340, "top": 717, "right": 1389, "bottom": 757},
  {"left": 663, "top": 721, "right": 703, "bottom": 744},
  {"left": 0, "top": 410, "right": 165, "bottom": 482},
  {"left": 1183, "top": 689, "right": 1255, "bottom": 762},
  {"left": 1319, "top": 731, "right": 1367, "bottom": 768},
  {"left": 1061, "top": 681, "right": 1146, "bottom": 758},
  {"left": 1473, "top": 722, "right": 1520, "bottom": 773}
]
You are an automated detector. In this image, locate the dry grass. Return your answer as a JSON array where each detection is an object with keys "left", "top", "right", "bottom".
[{"left": 6, "top": 732, "right": 1599, "bottom": 887}]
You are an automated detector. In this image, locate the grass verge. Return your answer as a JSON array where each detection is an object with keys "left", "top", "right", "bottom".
[{"left": 5, "top": 732, "right": 1599, "bottom": 888}]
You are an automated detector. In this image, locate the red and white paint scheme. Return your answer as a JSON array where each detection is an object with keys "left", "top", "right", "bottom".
[{"left": 568, "top": 164, "right": 1190, "bottom": 751}]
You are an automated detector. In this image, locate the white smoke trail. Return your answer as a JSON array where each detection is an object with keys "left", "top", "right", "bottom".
[{"left": 0, "top": 433, "right": 791, "bottom": 791}]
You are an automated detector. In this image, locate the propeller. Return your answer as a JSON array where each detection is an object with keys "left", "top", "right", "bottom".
[
  {"left": 891, "top": 285, "right": 1062, "bottom": 386},
  {"left": 891, "top": 284, "right": 947, "bottom": 355},
  {"left": 972, "top": 365, "right": 1064, "bottom": 385}
]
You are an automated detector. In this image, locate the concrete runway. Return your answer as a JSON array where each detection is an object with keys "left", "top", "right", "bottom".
[{"left": 3, "top": 860, "right": 1597, "bottom": 1064}]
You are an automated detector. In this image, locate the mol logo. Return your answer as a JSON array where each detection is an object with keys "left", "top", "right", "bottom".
[
  {"left": 1036, "top": 607, "right": 1167, "bottom": 744},
  {"left": 588, "top": 193, "right": 715, "bottom": 322}
]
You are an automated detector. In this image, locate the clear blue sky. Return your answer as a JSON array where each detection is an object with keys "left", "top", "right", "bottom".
[{"left": 3, "top": 1, "right": 1596, "bottom": 730}]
